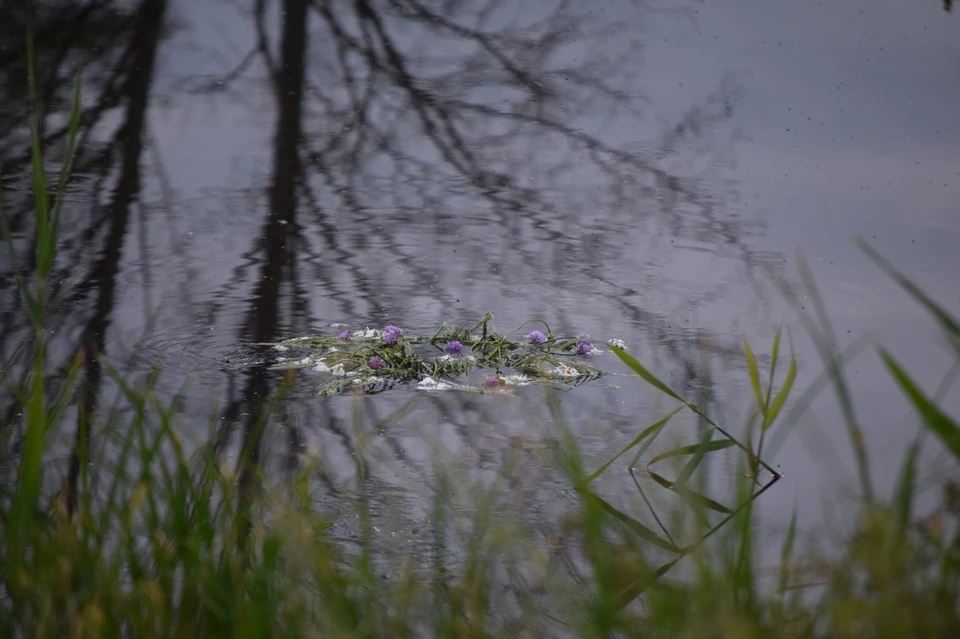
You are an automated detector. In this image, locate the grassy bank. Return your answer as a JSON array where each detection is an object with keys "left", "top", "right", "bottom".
[{"left": 1, "top": 43, "right": 959, "bottom": 638}]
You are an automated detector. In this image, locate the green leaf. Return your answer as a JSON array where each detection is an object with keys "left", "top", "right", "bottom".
[
  {"left": 648, "top": 472, "right": 733, "bottom": 515},
  {"left": 0, "top": 198, "right": 41, "bottom": 328},
  {"left": 766, "top": 327, "right": 782, "bottom": 408},
  {"left": 648, "top": 439, "right": 735, "bottom": 465},
  {"left": 583, "top": 490, "right": 679, "bottom": 552},
  {"left": 762, "top": 343, "right": 797, "bottom": 432},
  {"left": 778, "top": 507, "right": 797, "bottom": 596},
  {"left": 27, "top": 32, "right": 50, "bottom": 280},
  {"left": 743, "top": 338, "right": 766, "bottom": 417},
  {"left": 881, "top": 350, "right": 960, "bottom": 460},
  {"left": 858, "top": 238, "right": 960, "bottom": 357},
  {"left": 674, "top": 427, "right": 714, "bottom": 489},
  {"left": 48, "top": 75, "right": 82, "bottom": 261},
  {"left": 894, "top": 436, "right": 921, "bottom": 538},
  {"left": 607, "top": 343, "right": 685, "bottom": 403},
  {"left": 585, "top": 405, "right": 684, "bottom": 484}
]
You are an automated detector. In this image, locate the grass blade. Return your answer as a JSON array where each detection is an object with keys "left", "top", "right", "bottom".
[
  {"left": 674, "top": 427, "right": 714, "bottom": 489},
  {"left": 648, "top": 439, "right": 735, "bottom": 465},
  {"left": 583, "top": 490, "right": 679, "bottom": 552},
  {"left": 762, "top": 342, "right": 797, "bottom": 432},
  {"left": 777, "top": 507, "right": 797, "bottom": 597},
  {"left": 743, "top": 338, "right": 766, "bottom": 418},
  {"left": 26, "top": 29, "right": 50, "bottom": 280},
  {"left": 607, "top": 343, "right": 685, "bottom": 403},
  {"left": 858, "top": 237, "right": 960, "bottom": 356},
  {"left": 880, "top": 349, "right": 960, "bottom": 460},
  {"left": 894, "top": 436, "right": 921, "bottom": 538},
  {"left": 765, "top": 327, "right": 783, "bottom": 407},
  {"left": 648, "top": 472, "right": 733, "bottom": 515},
  {"left": 585, "top": 405, "right": 684, "bottom": 483},
  {"left": 48, "top": 75, "right": 82, "bottom": 261}
]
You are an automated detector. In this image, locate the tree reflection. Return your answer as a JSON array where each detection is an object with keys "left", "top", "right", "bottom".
[{"left": 0, "top": 0, "right": 757, "bottom": 496}]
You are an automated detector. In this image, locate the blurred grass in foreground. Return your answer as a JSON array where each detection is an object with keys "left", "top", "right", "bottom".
[{"left": 1, "top": 36, "right": 959, "bottom": 638}]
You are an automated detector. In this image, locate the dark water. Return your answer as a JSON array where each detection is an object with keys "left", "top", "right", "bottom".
[{"left": 1, "top": 0, "right": 958, "bottom": 548}]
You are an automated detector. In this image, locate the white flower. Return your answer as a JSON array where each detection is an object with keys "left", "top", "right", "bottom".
[
  {"left": 351, "top": 327, "right": 381, "bottom": 339},
  {"left": 608, "top": 339, "right": 627, "bottom": 350},
  {"left": 502, "top": 374, "right": 532, "bottom": 386},
  {"left": 314, "top": 361, "right": 331, "bottom": 373}
]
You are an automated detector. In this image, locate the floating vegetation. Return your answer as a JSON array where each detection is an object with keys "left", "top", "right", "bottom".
[{"left": 269, "top": 313, "right": 619, "bottom": 396}]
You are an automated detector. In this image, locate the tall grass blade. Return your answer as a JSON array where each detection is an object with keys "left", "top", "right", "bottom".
[
  {"left": 765, "top": 327, "right": 783, "bottom": 407},
  {"left": 743, "top": 338, "right": 766, "bottom": 418},
  {"left": 674, "top": 427, "right": 714, "bottom": 489},
  {"left": 48, "top": 75, "right": 82, "bottom": 260},
  {"left": 880, "top": 350, "right": 960, "bottom": 460},
  {"left": 779, "top": 255, "right": 873, "bottom": 503},
  {"left": 648, "top": 472, "right": 733, "bottom": 515},
  {"left": 26, "top": 30, "right": 51, "bottom": 280},
  {"left": 0, "top": 199, "right": 42, "bottom": 330},
  {"left": 858, "top": 237, "right": 960, "bottom": 356},
  {"left": 583, "top": 490, "right": 679, "bottom": 552},
  {"left": 648, "top": 439, "right": 735, "bottom": 465},
  {"left": 762, "top": 343, "right": 797, "bottom": 432},
  {"left": 766, "top": 334, "right": 872, "bottom": 459},
  {"left": 894, "top": 436, "right": 921, "bottom": 538},
  {"left": 585, "top": 405, "right": 684, "bottom": 483},
  {"left": 607, "top": 343, "right": 685, "bottom": 402},
  {"left": 777, "top": 507, "right": 797, "bottom": 597}
]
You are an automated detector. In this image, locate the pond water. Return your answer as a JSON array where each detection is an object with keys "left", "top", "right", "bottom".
[{"left": 1, "top": 0, "right": 958, "bottom": 557}]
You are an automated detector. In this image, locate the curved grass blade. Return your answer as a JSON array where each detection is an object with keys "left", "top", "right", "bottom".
[
  {"left": 48, "top": 75, "right": 82, "bottom": 264},
  {"left": 858, "top": 237, "right": 960, "bottom": 355},
  {"left": 766, "top": 334, "right": 872, "bottom": 459},
  {"left": 880, "top": 349, "right": 960, "bottom": 460},
  {"left": 743, "top": 338, "right": 766, "bottom": 418},
  {"left": 582, "top": 490, "right": 678, "bottom": 552},
  {"left": 648, "top": 471, "right": 733, "bottom": 515},
  {"left": 648, "top": 439, "right": 735, "bottom": 465},
  {"left": 584, "top": 405, "right": 684, "bottom": 484},
  {"left": 762, "top": 343, "right": 797, "bottom": 432},
  {"left": 773, "top": 256, "right": 873, "bottom": 503},
  {"left": 777, "top": 507, "right": 798, "bottom": 597},
  {"left": 674, "top": 427, "right": 714, "bottom": 489},
  {"left": 607, "top": 343, "right": 684, "bottom": 403},
  {"left": 765, "top": 327, "right": 783, "bottom": 407},
  {"left": 894, "top": 435, "right": 921, "bottom": 539}
]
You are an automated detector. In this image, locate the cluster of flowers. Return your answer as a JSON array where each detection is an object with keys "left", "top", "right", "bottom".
[
  {"left": 527, "top": 330, "right": 593, "bottom": 357},
  {"left": 331, "top": 323, "right": 602, "bottom": 378}
]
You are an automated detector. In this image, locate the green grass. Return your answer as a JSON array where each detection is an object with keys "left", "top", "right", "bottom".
[{"left": 1, "top": 38, "right": 959, "bottom": 638}]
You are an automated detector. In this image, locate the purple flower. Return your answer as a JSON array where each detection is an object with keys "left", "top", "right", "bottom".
[
  {"left": 528, "top": 330, "right": 547, "bottom": 344},
  {"left": 576, "top": 339, "right": 593, "bottom": 357},
  {"left": 579, "top": 333, "right": 590, "bottom": 341},
  {"left": 382, "top": 325, "right": 403, "bottom": 345},
  {"left": 555, "top": 338, "right": 568, "bottom": 345},
  {"left": 484, "top": 375, "right": 501, "bottom": 387},
  {"left": 444, "top": 340, "right": 464, "bottom": 356},
  {"left": 338, "top": 331, "right": 350, "bottom": 341},
  {"left": 368, "top": 356, "right": 386, "bottom": 370}
]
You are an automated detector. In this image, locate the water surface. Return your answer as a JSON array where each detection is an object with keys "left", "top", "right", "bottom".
[{"left": 1, "top": 0, "right": 958, "bottom": 550}]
